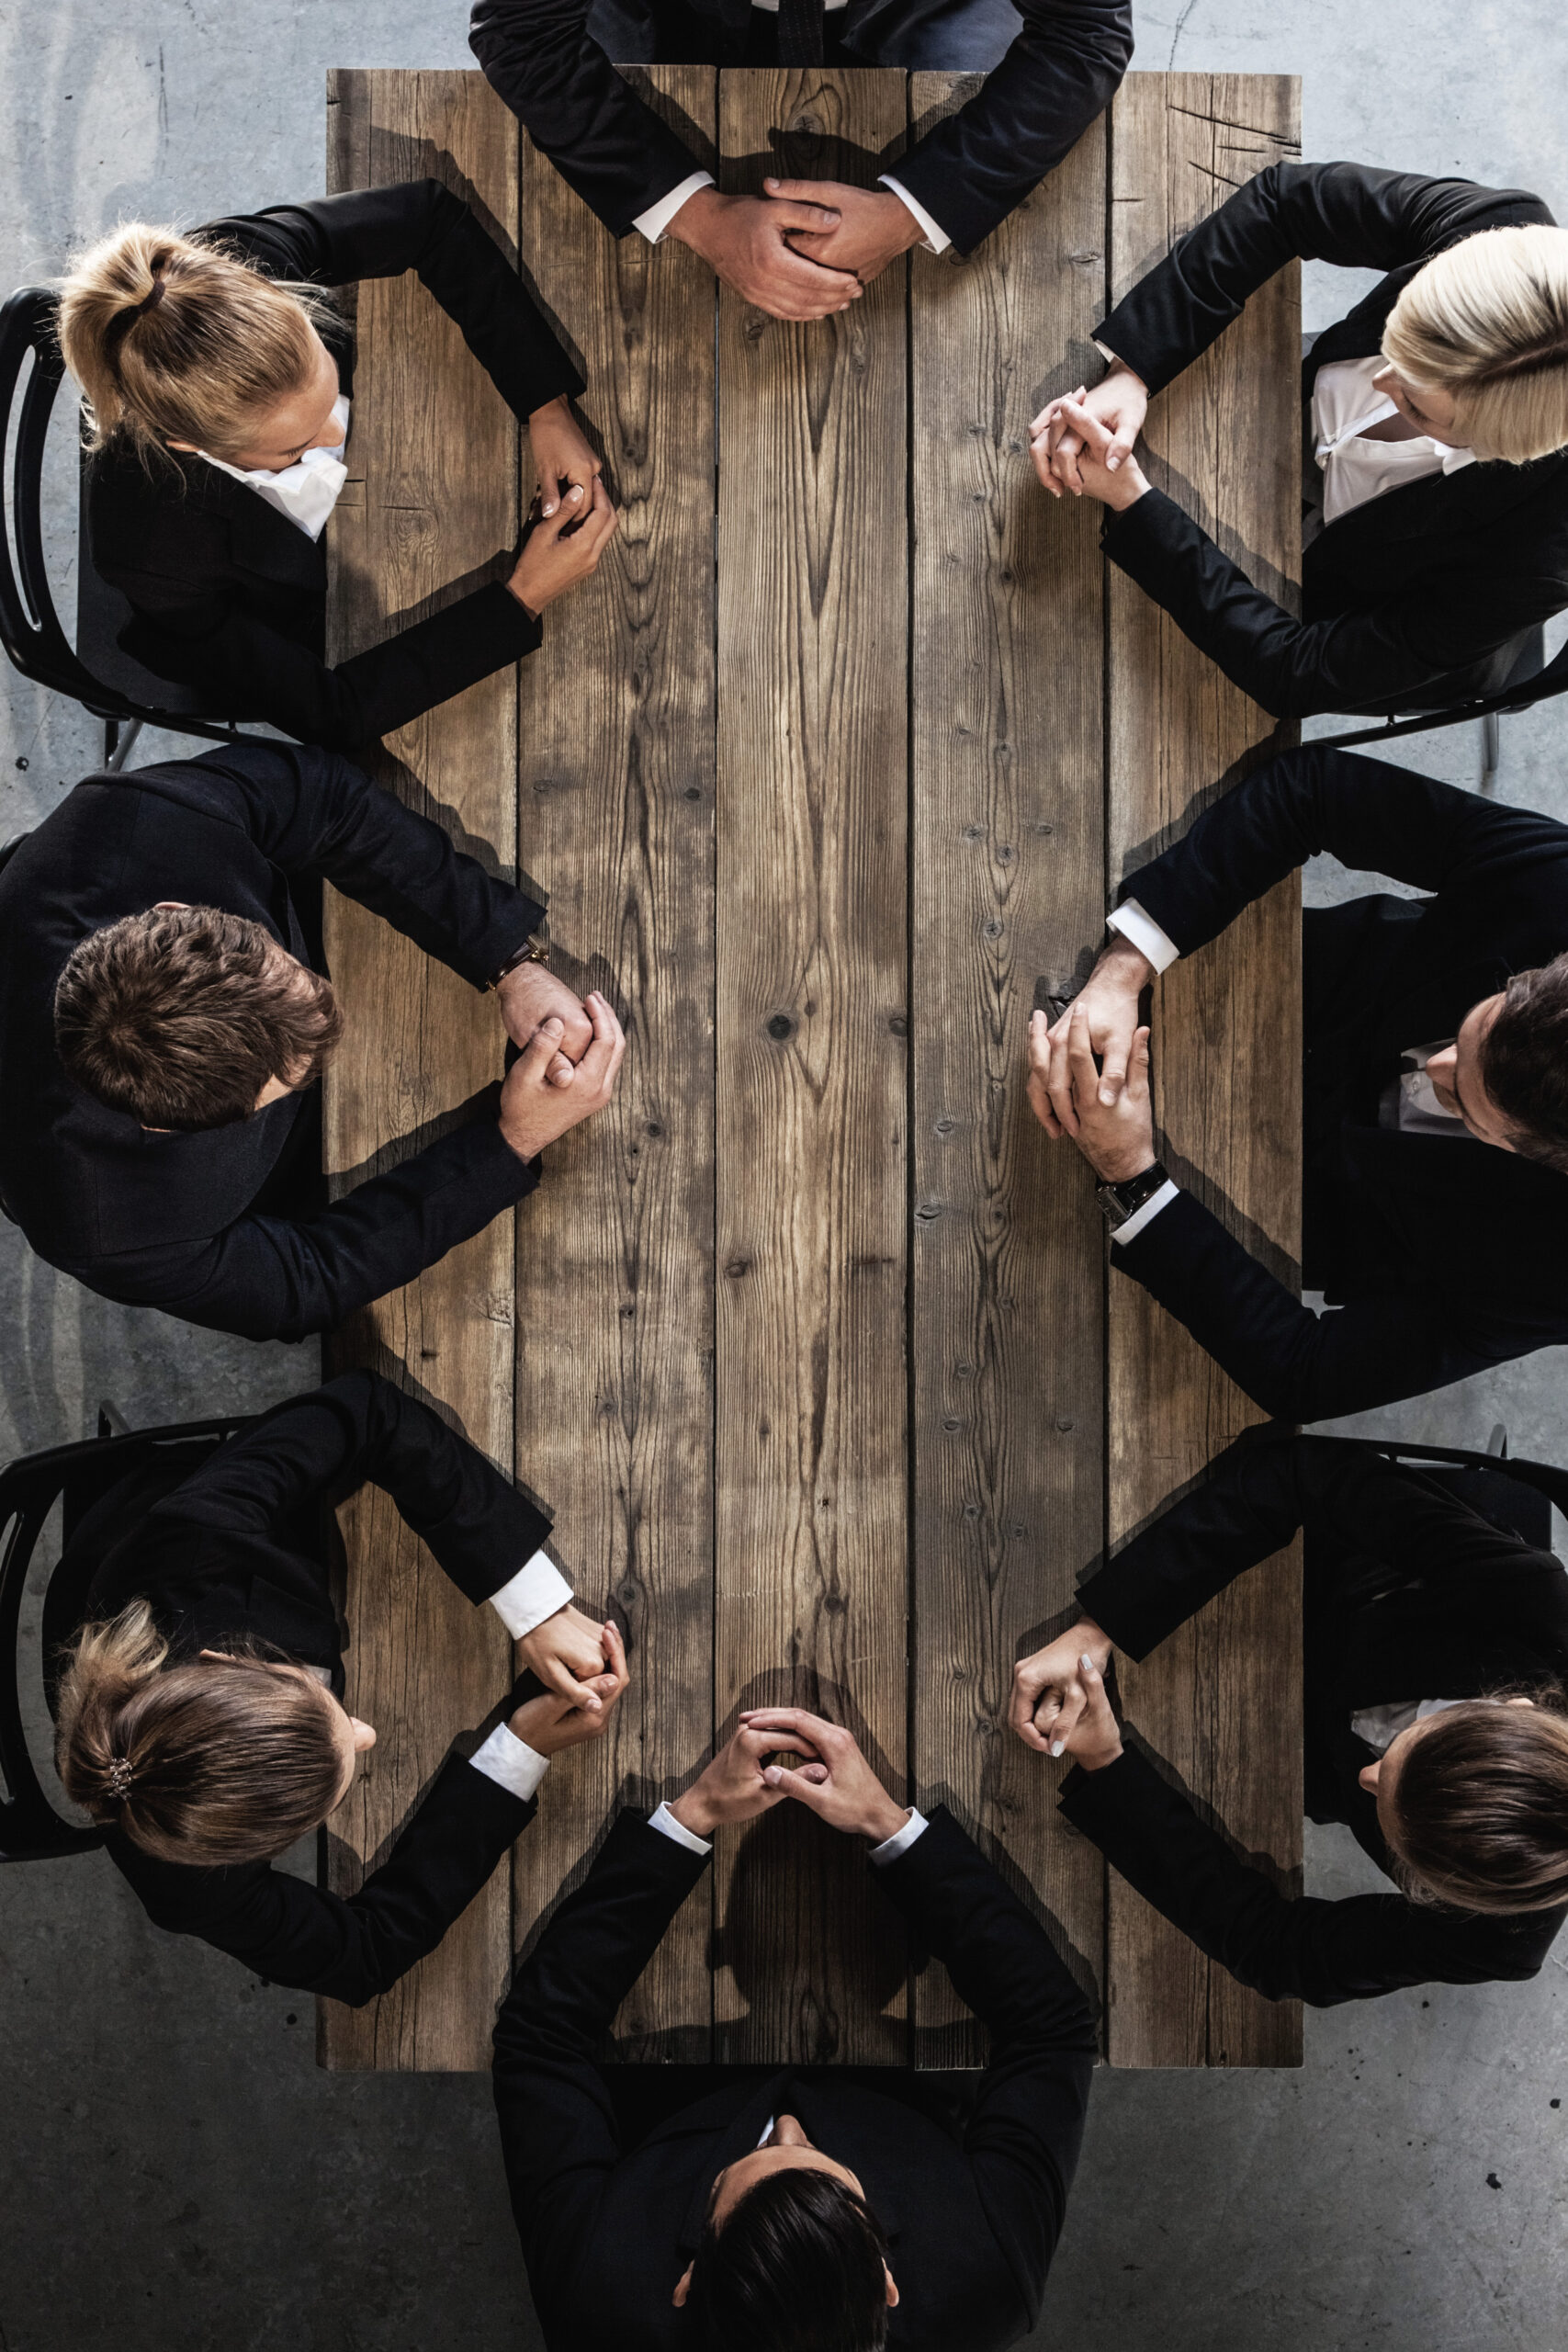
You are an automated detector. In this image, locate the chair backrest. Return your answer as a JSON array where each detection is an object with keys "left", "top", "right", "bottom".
[
  {"left": 1371, "top": 1439, "right": 1568, "bottom": 1555},
  {"left": 1314, "top": 628, "right": 1568, "bottom": 753},
  {"left": 0, "top": 1414, "right": 247, "bottom": 1860}
]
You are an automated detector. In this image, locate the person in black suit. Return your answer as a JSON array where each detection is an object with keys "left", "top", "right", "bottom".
[
  {"left": 0, "top": 739, "right": 625, "bottom": 1340},
  {"left": 1030, "top": 164, "right": 1568, "bottom": 718},
  {"left": 52, "top": 1371, "right": 629, "bottom": 2004},
  {"left": 1007, "top": 1427, "right": 1568, "bottom": 2006},
  {"left": 469, "top": 0, "right": 1132, "bottom": 324},
  {"left": 1027, "top": 742, "right": 1568, "bottom": 1420},
  {"left": 57, "top": 182, "right": 616, "bottom": 748},
  {"left": 491, "top": 1707, "right": 1097, "bottom": 2350}
]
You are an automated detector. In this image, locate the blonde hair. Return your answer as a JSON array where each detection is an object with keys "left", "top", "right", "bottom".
[
  {"left": 1382, "top": 222, "right": 1568, "bottom": 464},
  {"left": 54, "top": 1600, "right": 345, "bottom": 1865},
  {"left": 56, "top": 220, "right": 335, "bottom": 466}
]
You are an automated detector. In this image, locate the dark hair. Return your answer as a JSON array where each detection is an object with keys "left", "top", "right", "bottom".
[
  {"left": 54, "top": 904, "right": 343, "bottom": 1129},
  {"left": 683, "top": 2167, "right": 891, "bottom": 2352},
  {"left": 1478, "top": 956, "right": 1568, "bottom": 1171},
  {"left": 1384, "top": 1690, "right": 1568, "bottom": 1914},
  {"left": 54, "top": 1603, "right": 346, "bottom": 1866}
]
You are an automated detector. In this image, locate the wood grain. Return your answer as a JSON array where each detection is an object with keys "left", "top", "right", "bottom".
[
  {"left": 908, "top": 81, "right": 1108, "bottom": 2063},
  {"left": 713, "top": 69, "right": 911, "bottom": 2064},
  {"left": 512, "top": 66, "right": 720, "bottom": 2060},
  {"left": 1104, "top": 72, "right": 1304, "bottom": 2068},
  {"left": 321, "top": 70, "right": 522, "bottom": 2072}
]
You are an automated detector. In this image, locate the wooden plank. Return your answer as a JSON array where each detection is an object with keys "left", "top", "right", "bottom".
[
  {"left": 1105, "top": 72, "right": 1303, "bottom": 2068},
  {"left": 512, "top": 66, "right": 719, "bottom": 2061},
  {"left": 714, "top": 69, "right": 911, "bottom": 2064},
  {"left": 908, "top": 82, "right": 1108, "bottom": 2064},
  {"left": 321, "top": 70, "right": 522, "bottom": 2071}
]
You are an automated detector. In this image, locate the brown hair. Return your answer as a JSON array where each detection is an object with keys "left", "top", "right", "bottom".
[
  {"left": 56, "top": 220, "right": 335, "bottom": 468},
  {"left": 53, "top": 904, "right": 343, "bottom": 1130},
  {"left": 1477, "top": 955, "right": 1568, "bottom": 1174},
  {"left": 1384, "top": 1691, "right": 1568, "bottom": 1915},
  {"left": 54, "top": 1601, "right": 346, "bottom": 1866},
  {"left": 1382, "top": 223, "right": 1568, "bottom": 464}
]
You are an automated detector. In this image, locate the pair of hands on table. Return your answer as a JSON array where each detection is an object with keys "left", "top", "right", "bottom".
[
  {"left": 1010, "top": 1621, "right": 1123, "bottom": 1770},
  {"left": 507, "top": 396, "right": 618, "bottom": 616},
  {"left": 667, "top": 179, "right": 926, "bottom": 323},
  {"left": 1030, "top": 362, "right": 1152, "bottom": 512},
  {"left": 494, "top": 966, "right": 627, "bottom": 1164},
  {"left": 1024, "top": 933, "right": 1159, "bottom": 1184},
  {"left": 510, "top": 1611, "right": 631, "bottom": 1754},
  {"left": 667, "top": 1708, "right": 912, "bottom": 1845}
]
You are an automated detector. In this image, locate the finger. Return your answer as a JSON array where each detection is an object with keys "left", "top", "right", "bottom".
[
  {"left": 738, "top": 1726, "right": 818, "bottom": 1762},
  {"left": 1026, "top": 1011, "right": 1063, "bottom": 1141},
  {"left": 538, "top": 465, "right": 563, "bottom": 520},
  {"left": 1066, "top": 1001, "right": 1100, "bottom": 1111},
  {"left": 601, "top": 1620, "right": 629, "bottom": 1691},
  {"left": 1106, "top": 424, "right": 1137, "bottom": 472},
  {"left": 571, "top": 993, "right": 622, "bottom": 1090},
  {"left": 1014, "top": 1706, "right": 1054, "bottom": 1755},
  {"left": 516, "top": 1015, "right": 566, "bottom": 1084},
  {"left": 1097, "top": 1028, "right": 1131, "bottom": 1108},
  {"left": 763, "top": 179, "right": 841, "bottom": 216},
  {"left": 1010, "top": 1670, "right": 1047, "bottom": 1741},
  {"left": 768, "top": 200, "right": 848, "bottom": 236},
  {"left": 739, "top": 1706, "right": 837, "bottom": 1745},
  {"left": 1046, "top": 1679, "right": 1086, "bottom": 1755},
  {"left": 1129, "top": 1024, "right": 1152, "bottom": 1103},
  {"left": 772, "top": 1767, "right": 830, "bottom": 1811},
  {"left": 547, "top": 1051, "right": 574, "bottom": 1087},
  {"left": 1047, "top": 1012, "right": 1084, "bottom": 1139},
  {"left": 1029, "top": 396, "right": 1067, "bottom": 435},
  {"left": 546, "top": 1653, "right": 603, "bottom": 1709}
]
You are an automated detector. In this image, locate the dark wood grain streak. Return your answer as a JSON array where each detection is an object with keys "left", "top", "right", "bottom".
[
  {"left": 1105, "top": 71, "right": 1303, "bottom": 2070},
  {"left": 321, "top": 70, "right": 523, "bottom": 2072},
  {"left": 512, "top": 66, "right": 720, "bottom": 2059},
  {"left": 908, "top": 82, "right": 1109, "bottom": 2064}
]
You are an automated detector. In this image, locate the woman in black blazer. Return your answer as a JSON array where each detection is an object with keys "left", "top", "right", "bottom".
[
  {"left": 57, "top": 180, "right": 616, "bottom": 749},
  {"left": 1010, "top": 1429, "right": 1568, "bottom": 2007},
  {"left": 52, "top": 1372, "right": 626, "bottom": 2006},
  {"left": 1030, "top": 164, "right": 1568, "bottom": 718}
]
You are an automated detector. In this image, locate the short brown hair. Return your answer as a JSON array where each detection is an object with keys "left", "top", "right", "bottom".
[
  {"left": 1385, "top": 1691, "right": 1568, "bottom": 1915},
  {"left": 53, "top": 904, "right": 343, "bottom": 1129},
  {"left": 55, "top": 1601, "right": 346, "bottom": 1866},
  {"left": 1477, "top": 955, "right": 1568, "bottom": 1172}
]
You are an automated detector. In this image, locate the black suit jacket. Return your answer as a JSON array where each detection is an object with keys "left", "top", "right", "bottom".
[
  {"left": 0, "top": 741, "right": 544, "bottom": 1340},
  {"left": 492, "top": 1806, "right": 1097, "bottom": 2349},
  {"left": 86, "top": 182, "right": 584, "bottom": 749},
  {"left": 1091, "top": 163, "right": 1568, "bottom": 717},
  {"left": 1111, "top": 741, "right": 1568, "bottom": 1419},
  {"left": 76, "top": 1372, "right": 554, "bottom": 2005},
  {"left": 1058, "top": 1428, "right": 1568, "bottom": 2006},
  {"left": 469, "top": 0, "right": 1131, "bottom": 258}
]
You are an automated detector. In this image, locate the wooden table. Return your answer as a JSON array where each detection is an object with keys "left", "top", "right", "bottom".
[{"left": 321, "top": 64, "right": 1303, "bottom": 2073}]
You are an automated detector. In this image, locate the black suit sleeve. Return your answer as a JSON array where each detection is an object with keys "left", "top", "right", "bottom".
[
  {"left": 1112, "top": 1184, "right": 1557, "bottom": 1423},
  {"left": 113, "top": 1755, "right": 536, "bottom": 2005},
  {"left": 1093, "top": 163, "right": 1552, "bottom": 395},
  {"left": 876, "top": 1809, "right": 1098, "bottom": 2324},
  {"left": 1059, "top": 1743, "right": 1559, "bottom": 2006},
  {"left": 1116, "top": 741, "right": 1568, "bottom": 956},
  {"left": 469, "top": 0, "right": 706, "bottom": 237},
  {"left": 491, "top": 1812, "right": 710, "bottom": 2322},
  {"left": 891, "top": 0, "right": 1132, "bottom": 256},
  {"left": 155, "top": 1369, "right": 552, "bottom": 1605}
]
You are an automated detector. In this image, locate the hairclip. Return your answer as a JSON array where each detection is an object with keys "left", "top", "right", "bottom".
[{"left": 104, "top": 1755, "right": 135, "bottom": 1800}]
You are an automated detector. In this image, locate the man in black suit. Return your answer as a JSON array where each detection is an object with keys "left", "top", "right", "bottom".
[
  {"left": 0, "top": 740, "right": 624, "bottom": 1340},
  {"left": 1008, "top": 1426, "right": 1568, "bottom": 2005},
  {"left": 491, "top": 1708, "right": 1097, "bottom": 2349},
  {"left": 469, "top": 0, "right": 1132, "bottom": 323},
  {"left": 1028, "top": 742, "right": 1568, "bottom": 1419}
]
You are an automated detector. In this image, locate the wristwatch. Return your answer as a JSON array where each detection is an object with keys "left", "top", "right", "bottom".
[
  {"left": 487, "top": 935, "right": 548, "bottom": 991},
  {"left": 1094, "top": 1159, "right": 1169, "bottom": 1231}
]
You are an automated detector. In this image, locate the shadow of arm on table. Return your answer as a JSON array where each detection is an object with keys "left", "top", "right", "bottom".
[
  {"left": 909, "top": 1778, "right": 1103, "bottom": 2018},
  {"left": 1115, "top": 1725, "right": 1303, "bottom": 1902}
]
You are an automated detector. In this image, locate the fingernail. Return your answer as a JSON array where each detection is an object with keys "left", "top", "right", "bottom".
[
  {"left": 541, "top": 500, "right": 556, "bottom": 516},
  {"left": 1080, "top": 1655, "right": 1095, "bottom": 1672},
  {"left": 765, "top": 176, "right": 779, "bottom": 187},
  {"left": 1108, "top": 454, "right": 1121, "bottom": 470},
  {"left": 1100, "top": 1087, "right": 1115, "bottom": 1106},
  {"left": 569, "top": 482, "right": 583, "bottom": 499},
  {"left": 1050, "top": 1740, "right": 1065, "bottom": 1758}
]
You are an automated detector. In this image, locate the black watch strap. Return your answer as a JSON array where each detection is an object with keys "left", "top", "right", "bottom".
[
  {"left": 1095, "top": 1159, "right": 1169, "bottom": 1230},
  {"left": 487, "top": 934, "right": 548, "bottom": 991}
]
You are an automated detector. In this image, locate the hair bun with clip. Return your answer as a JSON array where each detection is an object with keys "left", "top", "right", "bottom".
[{"left": 104, "top": 1755, "right": 135, "bottom": 1800}]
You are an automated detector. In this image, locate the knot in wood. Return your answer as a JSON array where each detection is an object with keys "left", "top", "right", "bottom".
[{"left": 766, "top": 1012, "right": 795, "bottom": 1042}]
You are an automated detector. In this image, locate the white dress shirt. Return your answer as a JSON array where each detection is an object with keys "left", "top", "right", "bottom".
[
  {"left": 1350, "top": 1694, "right": 1465, "bottom": 1754},
  {"left": 199, "top": 394, "right": 352, "bottom": 542},
  {"left": 1311, "top": 356, "right": 1476, "bottom": 528},
  {"left": 632, "top": 170, "right": 948, "bottom": 256},
  {"left": 647, "top": 1799, "right": 930, "bottom": 1859}
]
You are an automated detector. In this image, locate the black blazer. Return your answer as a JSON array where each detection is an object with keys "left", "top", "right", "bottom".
[
  {"left": 1058, "top": 1428, "right": 1568, "bottom": 2007},
  {"left": 75, "top": 1372, "right": 553, "bottom": 2005},
  {"left": 491, "top": 1806, "right": 1097, "bottom": 2350},
  {"left": 0, "top": 741, "right": 544, "bottom": 1341},
  {"left": 86, "top": 181, "right": 584, "bottom": 749},
  {"left": 469, "top": 0, "right": 1132, "bottom": 260},
  {"left": 1111, "top": 741, "right": 1568, "bottom": 1420},
  {"left": 1092, "top": 163, "right": 1568, "bottom": 718}
]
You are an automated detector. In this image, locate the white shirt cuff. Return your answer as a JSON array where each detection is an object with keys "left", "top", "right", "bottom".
[
  {"left": 488, "top": 1550, "right": 574, "bottom": 1643},
  {"left": 1107, "top": 898, "right": 1180, "bottom": 976},
  {"left": 649, "top": 1800, "right": 713, "bottom": 1856},
  {"left": 869, "top": 1807, "right": 929, "bottom": 1865},
  {"left": 468, "top": 1724, "right": 550, "bottom": 1804},
  {"left": 877, "top": 175, "right": 951, "bottom": 255},
  {"left": 634, "top": 171, "right": 714, "bottom": 245},
  {"left": 1110, "top": 1178, "right": 1180, "bottom": 1248}
]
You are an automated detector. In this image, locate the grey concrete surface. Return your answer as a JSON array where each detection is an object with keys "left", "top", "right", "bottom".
[{"left": 3, "top": 3, "right": 1567, "bottom": 2347}]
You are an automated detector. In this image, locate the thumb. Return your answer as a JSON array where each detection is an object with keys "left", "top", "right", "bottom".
[
  {"left": 1098, "top": 1031, "right": 1131, "bottom": 1107},
  {"left": 1129, "top": 1025, "right": 1152, "bottom": 1102},
  {"left": 517, "top": 1015, "right": 566, "bottom": 1081},
  {"left": 1106, "top": 422, "right": 1137, "bottom": 472},
  {"left": 767, "top": 1765, "right": 830, "bottom": 1809}
]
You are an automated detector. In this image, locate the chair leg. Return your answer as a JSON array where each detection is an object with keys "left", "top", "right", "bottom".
[
  {"left": 105, "top": 718, "right": 143, "bottom": 775},
  {"left": 1481, "top": 709, "right": 1501, "bottom": 792},
  {"left": 96, "top": 1400, "right": 131, "bottom": 1439},
  {"left": 1487, "top": 1422, "right": 1508, "bottom": 1459}
]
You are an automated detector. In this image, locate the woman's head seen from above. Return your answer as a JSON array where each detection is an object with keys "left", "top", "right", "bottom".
[
  {"left": 55, "top": 1601, "right": 375, "bottom": 1866},
  {"left": 1362, "top": 1690, "right": 1568, "bottom": 1916},
  {"left": 1378, "top": 221, "right": 1568, "bottom": 463},
  {"left": 58, "top": 220, "right": 343, "bottom": 471}
]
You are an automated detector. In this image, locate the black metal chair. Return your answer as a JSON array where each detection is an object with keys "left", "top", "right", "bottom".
[
  {"left": 0, "top": 1411, "right": 248, "bottom": 1860},
  {"left": 0, "top": 283, "right": 265, "bottom": 772},
  {"left": 1312, "top": 624, "right": 1568, "bottom": 787}
]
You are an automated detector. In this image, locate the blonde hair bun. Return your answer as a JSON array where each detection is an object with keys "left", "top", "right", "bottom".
[{"left": 1384, "top": 221, "right": 1568, "bottom": 464}]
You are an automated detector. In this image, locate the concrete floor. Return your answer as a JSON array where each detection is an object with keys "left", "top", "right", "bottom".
[{"left": 3, "top": 3, "right": 1567, "bottom": 2346}]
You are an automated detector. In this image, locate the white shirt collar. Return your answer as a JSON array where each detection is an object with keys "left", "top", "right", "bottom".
[{"left": 199, "top": 394, "right": 351, "bottom": 542}]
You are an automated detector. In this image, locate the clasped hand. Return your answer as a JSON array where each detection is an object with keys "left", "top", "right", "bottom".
[
  {"left": 666, "top": 179, "right": 923, "bottom": 323},
  {"left": 510, "top": 1613, "right": 631, "bottom": 1756},
  {"left": 668, "top": 1707, "right": 911, "bottom": 1844},
  {"left": 1030, "top": 364, "right": 1151, "bottom": 509},
  {"left": 1009, "top": 1620, "right": 1122, "bottom": 1770}
]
